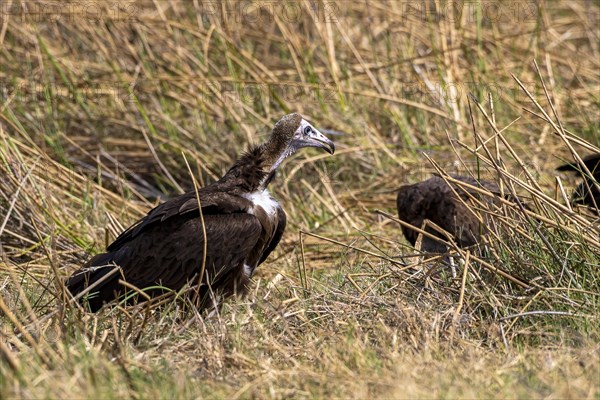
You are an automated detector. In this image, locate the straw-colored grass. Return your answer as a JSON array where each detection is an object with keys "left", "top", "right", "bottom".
[{"left": 1, "top": 1, "right": 599, "bottom": 398}]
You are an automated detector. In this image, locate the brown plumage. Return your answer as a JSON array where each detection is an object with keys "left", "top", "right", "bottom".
[
  {"left": 396, "top": 175, "right": 508, "bottom": 253},
  {"left": 67, "top": 113, "right": 335, "bottom": 312},
  {"left": 556, "top": 153, "right": 600, "bottom": 210}
]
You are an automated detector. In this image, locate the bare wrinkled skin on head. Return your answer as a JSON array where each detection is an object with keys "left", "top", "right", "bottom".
[
  {"left": 261, "top": 112, "right": 334, "bottom": 173},
  {"left": 224, "top": 112, "right": 334, "bottom": 191}
]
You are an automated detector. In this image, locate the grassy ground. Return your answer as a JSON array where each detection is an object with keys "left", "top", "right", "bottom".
[{"left": 1, "top": 1, "right": 599, "bottom": 398}]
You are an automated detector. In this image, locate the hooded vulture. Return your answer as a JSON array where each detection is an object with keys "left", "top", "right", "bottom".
[
  {"left": 396, "top": 175, "right": 520, "bottom": 253},
  {"left": 67, "top": 113, "right": 335, "bottom": 312},
  {"left": 556, "top": 153, "right": 600, "bottom": 210}
]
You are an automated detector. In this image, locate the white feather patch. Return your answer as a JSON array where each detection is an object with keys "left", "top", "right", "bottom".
[
  {"left": 243, "top": 263, "right": 253, "bottom": 278},
  {"left": 243, "top": 189, "right": 279, "bottom": 217}
]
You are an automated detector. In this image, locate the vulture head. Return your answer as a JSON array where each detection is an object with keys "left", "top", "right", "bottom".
[{"left": 265, "top": 113, "right": 335, "bottom": 172}]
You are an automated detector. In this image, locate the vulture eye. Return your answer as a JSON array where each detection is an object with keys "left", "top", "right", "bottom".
[{"left": 303, "top": 126, "right": 312, "bottom": 135}]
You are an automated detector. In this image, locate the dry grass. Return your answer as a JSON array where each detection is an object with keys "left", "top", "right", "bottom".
[{"left": 1, "top": 1, "right": 599, "bottom": 398}]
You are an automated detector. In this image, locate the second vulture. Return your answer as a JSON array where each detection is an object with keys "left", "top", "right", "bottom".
[
  {"left": 67, "top": 113, "right": 335, "bottom": 312},
  {"left": 396, "top": 175, "right": 521, "bottom": 253}
]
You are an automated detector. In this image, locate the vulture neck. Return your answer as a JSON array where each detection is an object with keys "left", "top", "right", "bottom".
[{"left": 221, "top": 137, "right": 290, "bottom": 193}]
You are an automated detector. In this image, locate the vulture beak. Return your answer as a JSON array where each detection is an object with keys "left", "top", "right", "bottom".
[{"left": 294, "top": 119, "right": 336, "bottom": 155}]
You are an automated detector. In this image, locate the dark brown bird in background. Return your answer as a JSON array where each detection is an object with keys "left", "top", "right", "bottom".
[
  {"left": 67, "top": 113, "right": 335, "bottom": 312},
  {"left": 556, "top": 153, "right": 600, "bottom": 210},
  {"left": 396, "top": 175, "right": 509, "bottom": 253}
]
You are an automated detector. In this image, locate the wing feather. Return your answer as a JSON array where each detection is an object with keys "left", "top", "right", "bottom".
[
  {"left": 107, "top": 190, "right": 248, "bottom": 251},
  {"left": 67, "top": 190, "right": 277, "bottom": 311}
]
